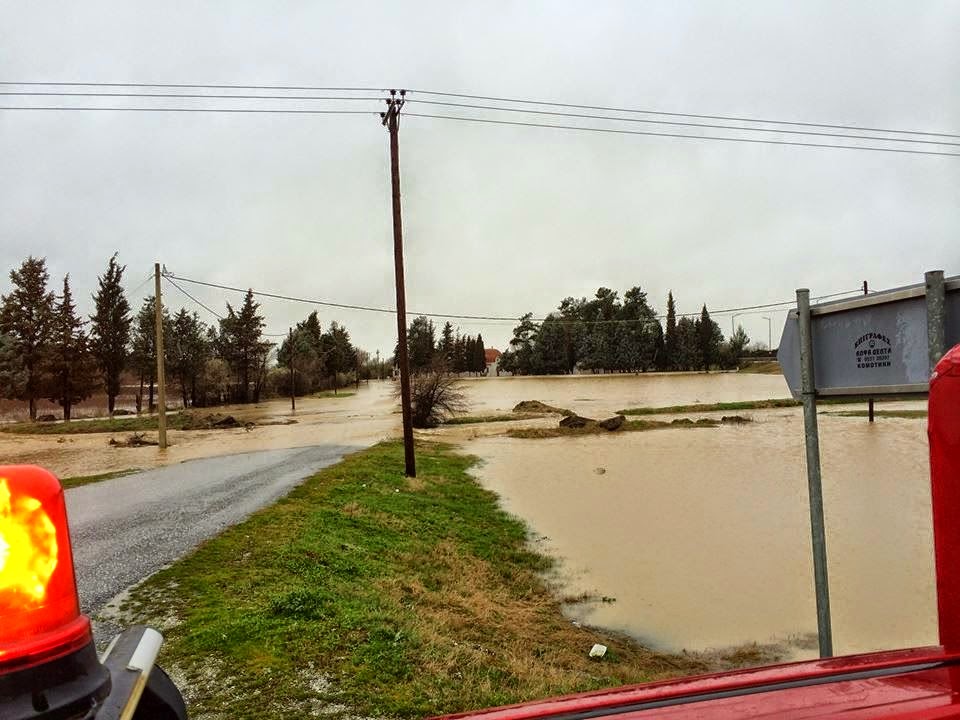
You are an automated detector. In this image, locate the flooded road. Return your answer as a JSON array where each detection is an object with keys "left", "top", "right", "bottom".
[{"left": 460, "top": 376, "right": 933, "bottom": 660}]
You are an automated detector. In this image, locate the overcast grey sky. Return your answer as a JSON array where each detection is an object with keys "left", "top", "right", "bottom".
[{"left": 1, "top": 1, "right": 958, "bottom": 354}]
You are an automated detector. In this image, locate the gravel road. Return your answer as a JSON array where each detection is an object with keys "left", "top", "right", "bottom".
[{"left": 65, "top": 444, "right": 358, "bottom": 625}]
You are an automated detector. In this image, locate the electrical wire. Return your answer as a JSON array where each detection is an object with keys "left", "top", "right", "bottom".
[
  {"left": 163, "top": 275, "right": 288, "bottom": 337},
  {"left": 163, "top": 272, "right": 863, "bottom": 325},
  {"left": 404, "top": 100, "right": 960, "bottom": 147},
  {"left": 164, "top": 275, "right": 223, "bottom": 319},
  {"left": 404, "top": 113, "right": 960, "bottom": 158},
  {"left": 0, "top": 91, "right": 385, "bottom": 102},
  {"left": 0, "top": 106, "right": 378, "bottom": 116},
  {"left": 127, "top": 271, "right": 155, "bottom": 296},
  {"left": 4, "top": 81, "right": 954, "bottom": 139},
  {"left": 0, "top": 81, "right": 382, "bottom": 92},
  {"left": 407, "top": 88, "right": 960, "bottom": 140},
  {"left": 5, "top": 91, "right": 954, "bottom": 147}
]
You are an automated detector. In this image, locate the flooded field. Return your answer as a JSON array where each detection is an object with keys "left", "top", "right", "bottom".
[
  {"left": 2, "top": 370, "right": 934, "bottom": 662},
  {"left": 464, "top": 383, "right": 934, "bottom": 660},
  {"left": 459, "top": 371, "right": 790, "bottom": 417}
]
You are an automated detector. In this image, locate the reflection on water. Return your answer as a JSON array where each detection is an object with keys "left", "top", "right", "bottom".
[{"left": 463, "top": 375, "right": 933, "bottom": 659}]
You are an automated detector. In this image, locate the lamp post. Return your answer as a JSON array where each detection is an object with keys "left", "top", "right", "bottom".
[{"left": 762, "top": 316, "right": 772, "bottom": 351}]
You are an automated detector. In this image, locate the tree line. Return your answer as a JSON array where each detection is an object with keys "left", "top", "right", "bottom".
[
  {"left": 398, "top": 316, "right": 488, "bottom": 374},
  {"left": 0, "top": 255, "right": 363, "bottom": 420},
  {"left": 498, "top": 287, "right": 750, "bottom": 376}
]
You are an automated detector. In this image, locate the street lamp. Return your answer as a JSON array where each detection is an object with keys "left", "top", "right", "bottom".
[{"left": 762, "top": 316, "right": 772, "bottom": 352}]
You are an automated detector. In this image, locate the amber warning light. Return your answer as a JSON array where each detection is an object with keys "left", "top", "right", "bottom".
[{"left": 0, "top": 465, "right": 91, "bottom": 671}]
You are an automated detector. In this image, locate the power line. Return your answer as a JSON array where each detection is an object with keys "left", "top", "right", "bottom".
[
  {"left": 0, "top": 91, "right": 385, "bottom": 102},
  {"left": 4, "top": 80, "right": 955, "bottom": 139},
  {"left": 9, "top": 90, "right": 952, "bottom": 147},
  {"left": 404, "top": 113, "right": 960, "bottom": 158},
  {"left": 405, "top": 100, "right": 960, "bottom": 147},
  {"left": 0, "top": 81, "right": 382, "bottom": 92},
  {"left": 164, "top": 271, "right": 862, "bottom": 326},
  {"left": 408, "top": 88, "right": 960, "bottom": 140},
  {"left": 163, "top": 275, "right": 288, "bottom": 337},
  {"left": 0, "top": 106, "right": 377, "bottom": 116},
  {"left": 164, "top": 275, "right": 223, "bottom": 319}
]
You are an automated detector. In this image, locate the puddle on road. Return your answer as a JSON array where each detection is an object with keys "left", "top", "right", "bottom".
[{"left": 466, "top": 409, "right": 935, "bottom": 659}]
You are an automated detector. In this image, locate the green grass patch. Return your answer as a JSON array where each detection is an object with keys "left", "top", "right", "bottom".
[
  {"left": 112, "top": 441, "right": 701, "bottom": 719},
  {"left": 0, "top": 414, "right": 192, "bottom": 435},
  {"left": 824, "top": 409, "right": 927, "bottom": 419},
  {"left": 312, "top": 390, "right": 356, "bottom": 399},
  {"left": 737, "top": 361, "right": 781, "bottom": 374},
  {"left": 60, "top": 468, "right": 139, "bottom": 489},
  {"left": 620, "top": 399, "right": 801, "bottom": 416}
]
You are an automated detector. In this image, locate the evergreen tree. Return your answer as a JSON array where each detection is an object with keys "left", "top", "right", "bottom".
[
  {"left": 664, "top": 291, "right": 678, "bottom": 370},
  {"left": 452, "top": 330, "right": 464, "bottom": 373},
  {"left": 218, "top": 290, "right": 268, "bottom": 403},
  {"left": 438, "top": 321, "right": 455, "bottom": 366},
  {"left": 90, "top": 253, "right": 132, "bottom": 415},
  {"left": 698, "top": 305, "right": 723, "bottom": 371},
  {"left": 533, "top": 315, "right": 570, "bottom": 374},
  {"left": 321, "top": 321, "right": 355, "bottom": 392},
  {"left": 506, "top": 313, "right": 539, "bottom": 375},
  {"left": 406, "top": 316, "right": 436, "bottom": 372},
  {"left": 46, "top": 275, "right": 98, "bottom": 420},
  {"left": 0, "top": 257, "right": 55, "bottom": 420},
  {"left": 170, "top": 309, "right": 209, "bottom": 407},
  {"left": 475, "top": 333, "right": 486, "bottom": 373},
  {"left": 675, "top": 316, "right": 701, "bottom": 370},
  {"left": 130, "top": 296, "right": 171, "bottom": 412}
]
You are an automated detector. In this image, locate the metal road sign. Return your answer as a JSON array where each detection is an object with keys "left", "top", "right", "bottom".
[{"left": 778, "top": 273, "right": 960, "bottom": 397}]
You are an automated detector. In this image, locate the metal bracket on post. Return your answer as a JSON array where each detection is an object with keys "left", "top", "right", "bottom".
[
  {"left": 926, "top": 270, "right": 946, "bottom": 374},
  {"left": 797, "top": 288, "right": 833, "bottom": 658}
]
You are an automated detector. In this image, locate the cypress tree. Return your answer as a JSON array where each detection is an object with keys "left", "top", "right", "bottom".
[
  {"left": 664, "top": 291, "right": 678, "bottom": 370},
  {"left": 47, "top": 275, "right": 98, "bottom": 420},
  {"left": 0, "top": 257, "right": 55, "bottom": 420},
  {"left": 90, "top": 253, "right": 132, "bottom": 415}
]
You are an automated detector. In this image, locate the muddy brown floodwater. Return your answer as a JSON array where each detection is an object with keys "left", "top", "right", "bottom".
[
  {"left": 458, "top": 372, "right": 790, "bottom": 417},
  {"left": 458, "top": 374, "right": 934, "bottom": 661}
]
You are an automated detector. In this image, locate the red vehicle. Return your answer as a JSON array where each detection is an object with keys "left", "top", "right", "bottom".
[
  {"left": 438, "top": 344, "right": 960, "bottom": 720},
  {"left": 2, "top": 346, "right": 958, "bottom": 718}
]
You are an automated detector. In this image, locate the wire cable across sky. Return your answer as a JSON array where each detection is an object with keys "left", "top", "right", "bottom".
[{"left": 162, "top": 271, "right": 863, "bottom": 326}]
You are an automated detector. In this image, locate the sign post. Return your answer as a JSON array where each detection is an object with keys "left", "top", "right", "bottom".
[
  {"left": 780, "top": 270, "right": 957, "bottom": 658},
  {"left": 797, "top": 289, "right": 832, "bottom": 657}
]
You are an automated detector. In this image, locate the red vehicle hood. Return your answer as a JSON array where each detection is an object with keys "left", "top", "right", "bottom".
[{"left": 435, "top": 647, "right": 960, "bottom": 719}]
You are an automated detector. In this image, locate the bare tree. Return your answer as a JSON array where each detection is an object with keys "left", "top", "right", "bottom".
[{"left": 398, "top": 362, "right": 469, "bottom": 428}]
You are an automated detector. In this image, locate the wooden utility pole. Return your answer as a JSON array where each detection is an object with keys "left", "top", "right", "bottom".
[
  {"left": 289, "top": 327, "right": 296, "bottom": 412},
  {"left": 382, "top": 90, "right": 416, "bottom": 477},
  {"left": 864, "top": 280, "right": 874, "bottom": 423},
  {"left": 376, "top": 349, "right": 381, "bottom": 380},
  {"left": 154, "top": 263, "right": 168, "bottom": 449}
]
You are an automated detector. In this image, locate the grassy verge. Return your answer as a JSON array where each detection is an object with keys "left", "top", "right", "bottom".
[
  {"left": 0, "top": 414, "right": 192, "bottom": 435},
  {"left": 737, "top": 361, "right": 781, "bottom": 374},
  {"left": 507, "top": 418, "right": 720, "bottom": 439},
  {"left": 60, "top": 468, "right": 139, "bottom": 489},
  {"left": 312, "top": 390, "right": 357, "bottom": 399},
  {"left": 620, "top": 399, "right": 801, "bottom": 416},
  {"left": 824, "top": 409, "right": 927, "bottom": 419},
  {"left": 444, "top": 413, "right": 544, "bottom": 426},
  {"left": 109, "top": 441, "right": 702, "bottom": 719}
]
